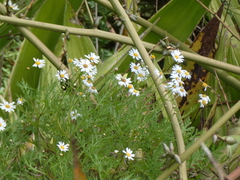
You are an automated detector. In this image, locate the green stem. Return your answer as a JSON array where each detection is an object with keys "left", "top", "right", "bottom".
[
  {"left": 108, "top": 0, "right": 187, "bottom": 179},
  {"left": 0, "top": 4, "right": 70, "bottom": 75},
  {"left": 157, "top": 100, "right": 240, "bottom": 179},
  {"left": 0, "top": 15, "right": 240, "bottom": 77}
]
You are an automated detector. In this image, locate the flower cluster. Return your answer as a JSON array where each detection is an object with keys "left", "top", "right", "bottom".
[
  {"left": 32, "top": 52, "right": 100, "bottom": 95},
  {"left": 115, "top": 48, "right": 158, "bottom": 97},
  {"left": 73, "top": 52, "right": 100, "bottom": 94},
  {"left": 165, "top": 50, "right": 191, "bottom": 97}
]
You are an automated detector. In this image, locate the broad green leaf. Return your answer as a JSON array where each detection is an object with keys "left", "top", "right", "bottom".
[
  {"left": 140, "top": 0, "right": 212, "bottom": 43},
  {"left": 4, "top": 0, "right": 67, "bottom": 101}
]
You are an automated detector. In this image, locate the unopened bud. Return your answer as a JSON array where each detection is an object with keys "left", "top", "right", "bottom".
[
  {"left": 169, "top": 142, "right": 174, "bottom": 152},
  {"left": 174, "top": 154, "right": 181, "bottom": 164},
  {"left": 162, "top": 143, "right": 170, "bottom": 153},
  {"left": 225, "top": 136, "right": 238, "bottom": 145},
  {"left": 212, "top": 134, "right": 218, "bottom": 144}
]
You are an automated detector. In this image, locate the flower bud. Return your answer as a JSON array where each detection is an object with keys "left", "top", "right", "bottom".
[{"left": 225, "top": 136, "right": 238, "bottom": 145}]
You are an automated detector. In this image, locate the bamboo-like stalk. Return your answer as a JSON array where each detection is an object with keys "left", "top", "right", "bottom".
[
  {"left": 0, "top": 15, "right": 240, "bottom": 78},
  {"left": 108, "top": 0, "right": 187, "bottom": 179},
  {"left": 0, "top": 4, "right": 70, "bottom": 75},
  {"left": 157, "top": 100, "right": 240, "bottom": 180}
]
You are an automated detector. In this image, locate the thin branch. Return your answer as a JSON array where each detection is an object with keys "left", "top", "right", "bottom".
[
  {"left": 0, "top": 15, "right": 240, "bottom": 77},
  {"left": 201, "top": 142, "right": 228, "bottom": 180}
]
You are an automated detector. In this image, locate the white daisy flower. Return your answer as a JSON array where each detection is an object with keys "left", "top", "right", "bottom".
[
  {"left": 181, "top": 70, "right": 191, "bottom": 79},
  {"left": 130, "top": 62, "right": 142, "bottom": 74},
  {"left": 77, "top": 92, "right": 86, "bottom": 97},
  {"left": 32, "top": 58, "right": 45, "bottom": 68},
  {"left": 116, "top": 74, "right": 132, "bottom": 87},
  {"left": 171, "top": 64, "right": 183, "bottom": 76},
  {"left": 169, "top": 73, "right": 184, "bottom": 86},
  {"left": 77, "top": 59, "right": 95, "bottom": 74},
  {"left": 57, "top": 142, "right": 69, "bottom": 152},
  {"left": 0, "top": 100, "right": 16, "bottom": 113},
  {"left": 5, "top": 0, "right": 19, "bottom": 10},
  {"left": 88, "top": 87, "right": 98, "bottom": 94},
  {"left": 171, "top": 50, "right": 184, "bottom": 63},
  {"left": 55, "top": 70, "right": 69, "bottom": 82},
  {"left": 17, "top": 98, "right": 24, "bottom": 105},
  {"left": 136, "top": 68, "right": 149, "bottom": 81},
  {"left": 176, "top": 86, "right": 188, "bottom": 97},
  {"left": 70, "top": 110, "right": 82, "bottom": 120},
  {"left": 85, "top": 52, "right": 100, "bottom": 64},
  {"left": 129, "top": 88, "right": 140, "bottom": 96},
  {"left": 154, "top": 68, "right": 163, "bottom": 79},
  {"left": 82, "top": 79, "right": 93, "bottom": 87},
  {"left": 129, "top": 48, "right": 142, "bottom": 61},
  {"left": 198, "top": 94, "right": 210, "bottom": 107},
  {"left": 122, "top": 147, "right": 135, "bottom": 160},
  {"left": 0, "top": 117, "right": 7, "bottom": 131}
]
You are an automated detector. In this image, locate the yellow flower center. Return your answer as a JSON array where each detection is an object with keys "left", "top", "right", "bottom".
[
  {"left": 5, "top": 105, "right": 10, "bottom": 108},
  {"left": 202, "top": 83, "right": 208, "bottom": 87},
  {"left": 68, "top": 59, "right": 73, "bottom": 63},
  {"left": 180, "top": 88, "right": 185, "bottom": 92},
  {"left": 81, "top": 76, "right": 86, "bottom": 80},
  {"left": 87, "top": 75, "right": 92, "bottom": 79},
  {"left": 185, "top": 72, "right": 189, "bottom": 75},
  {"left": 126, "top": 152, "right": 131, "bottom": 157},
  {"left": 133, "top": 53, "right": 139, "bottom": 57},
  {"left": 91, "top": 87, "right": 96, "bottom": 90},
  {"left": 121, "top": 78, "right": 127, "bottom": 82},
  {"left": 0, "top": 123, "right": 2, "bottom": 127},
  {"left": 150, "top": 54, "right": 155, "bottom": 59},
  {"left": 60, "top": 145, "right": 65, "bottom": 150},
  {"left": 133, "top": 89, "right": 138, "bottom": 93},
  {"left": 83, "top": 64, "right": 88, "bottom": 68},
  {"left": 128, "top": 84, "right": 133, "bottom": 89},
  {"left": 89, "top": 57, "right": 94, "bottom": 60},
  {"left": 134, "top": 66, "right": 138, "bottom": 70},
  {"left": 35, "top": 61, "right": 41, "bottom": 65},
  {"left": 174, "top": 55, "right": 179, "bottom": 59},
  {"left": 60, "top": 74, "right": 65, "bottom": 78},
  {"left": 202, "top": 94, "right": 207, "bottom": 97},
  {"left": 138, "top": 73, "right": 144, "bottom": 77},
  {"left": 78, "top": 92, "right": 83, "bottom": 96},
  {"left": 177, "top": 70, "right": 181, "bottom": 73},
  {"left": 202, "top": 100, "right": 207, "bottom": 105}
]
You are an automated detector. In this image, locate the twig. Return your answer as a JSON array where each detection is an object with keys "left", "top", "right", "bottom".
[{"left": 201, "top": 142, "right": 229, "bottom": 180}]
